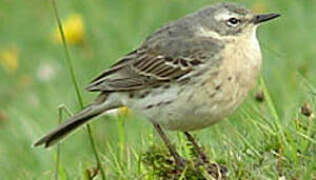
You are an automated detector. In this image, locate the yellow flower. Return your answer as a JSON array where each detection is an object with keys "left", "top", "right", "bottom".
[
  {"left": 0, "top": 47, "right": 19, "bottom": 74},
  {"left": 53, "top": 14, "right": 85, "bottom": 45},
  {"left": 118, "top": 106, "right": 131, "bottom": 117}
]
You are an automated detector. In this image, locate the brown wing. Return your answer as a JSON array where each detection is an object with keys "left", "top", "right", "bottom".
[{"left": 86, "top": 37, "right": 223, "bottom": 92}]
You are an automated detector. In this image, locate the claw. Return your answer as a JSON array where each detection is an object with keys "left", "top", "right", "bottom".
[
  {"left": 206, "top": 163, "right": 228, "bottom": 179},
  {"left": 175, "top": 156, "right": 187, "bottom": 168}
]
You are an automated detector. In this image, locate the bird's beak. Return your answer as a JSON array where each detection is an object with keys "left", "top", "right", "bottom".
[{"left": 253, "top": 13, "right": 281, "bottom": 24}]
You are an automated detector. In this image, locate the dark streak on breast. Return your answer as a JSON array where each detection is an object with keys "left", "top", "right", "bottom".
[
  {"left": 215, "top": 85, "right": 221, "bottom": 90},
  {"left": 145, "top": 104, "right": 154, "bottom": 109},
  {"left": 139, "top": 91, "right": 151, "bottom": 98}
]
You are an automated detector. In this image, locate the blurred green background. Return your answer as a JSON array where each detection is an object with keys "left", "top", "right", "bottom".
[{"left": 0, "top": 0, "right": 315, "bottom": 179}]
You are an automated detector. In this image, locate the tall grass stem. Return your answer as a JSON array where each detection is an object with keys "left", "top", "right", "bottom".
[
  {"left": 51, "top": 0, "right": 106, "bottom": 179},
  {"left": 55, "top": 106, "right": 63, "bottom": 180}
]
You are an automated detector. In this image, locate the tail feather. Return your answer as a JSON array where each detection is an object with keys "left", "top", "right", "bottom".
[{"left": 33, "top": 105, "right": 103, "bottom": 148}]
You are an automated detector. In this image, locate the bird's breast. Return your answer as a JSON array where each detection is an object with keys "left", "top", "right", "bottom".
[
  {"left": 221, "top": 34, "right": 262, "bottom": 89},
  {"left": 187, "top": 35, "right": 263, "bottom": 129}
]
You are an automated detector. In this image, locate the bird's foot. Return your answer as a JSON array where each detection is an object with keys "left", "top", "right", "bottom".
[
  {"left": 194, "top": 160, "right": 228, "bottom": 179},
  {"left": 174, "top": 158, "right": 228, "bottom": 179},
  {"left": 171, "top": 156, "right": 188, "bottom": 175},
  {"left": 175, "top": 156, "right": 187, "bottom": 168}
]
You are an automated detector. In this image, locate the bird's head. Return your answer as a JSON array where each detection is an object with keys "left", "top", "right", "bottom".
[{"left": 197, "top": 2, "right": 280, "bottom": 40}]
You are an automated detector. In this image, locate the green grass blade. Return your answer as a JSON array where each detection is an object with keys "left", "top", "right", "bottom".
[
  {"left": 55, "top": 106, "right": 63, "bottom": 180},
  {"left": 50, "top": 0, "right": 106, "bottom": 179}
]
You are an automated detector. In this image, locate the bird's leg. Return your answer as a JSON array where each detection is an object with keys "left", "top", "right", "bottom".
[
  {"left": 184, "top": 132, "right": 228, "bottom": 178},
  {"left": 183, "top": 132, "right": 209, "bottom": 164},
  {"left": 153, "top": 123, "right": 186, "bottom": 167}
]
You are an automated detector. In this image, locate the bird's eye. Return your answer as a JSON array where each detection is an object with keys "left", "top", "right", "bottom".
[{"left": 227, "top": 17, "right": 240, "bottom": 27}]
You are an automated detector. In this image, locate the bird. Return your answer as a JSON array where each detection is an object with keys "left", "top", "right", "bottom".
[{"left": 34, "top": 1, "right": 280, "bottom": 171}]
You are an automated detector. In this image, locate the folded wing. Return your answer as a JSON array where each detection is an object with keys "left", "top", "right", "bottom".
[{"left": 86, "top": 37, "right": 223, "bottom": 92}]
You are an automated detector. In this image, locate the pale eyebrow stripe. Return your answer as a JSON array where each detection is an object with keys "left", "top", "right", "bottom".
[{"left": 214, "top": 11, "right": 239, "bottom": 21}]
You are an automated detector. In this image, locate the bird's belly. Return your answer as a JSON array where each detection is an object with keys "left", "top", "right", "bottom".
[
  {"left": 156, "top": 104, "right": 227, "bottom": 132},
  {"left": 154, "top": 88, "right": 245, "bottom": 131},
  {"left": 136, "top": 103, "right": 225, "bottom": 132},
  {"left": 124, "top": 81, "right": 247, "bottom": 131}
]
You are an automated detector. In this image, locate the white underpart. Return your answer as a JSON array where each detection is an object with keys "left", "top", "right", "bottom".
[
  {"left": 198, "top": 25, "right": 260, "bottom": 55},
  {"left": 251, "top": 26, "right": 260, "bottom": 54},
  {"left": 247, "top": 26, "right": 261, "bottom": 68}
]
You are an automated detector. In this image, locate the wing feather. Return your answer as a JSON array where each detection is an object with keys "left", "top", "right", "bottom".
[{"left": 86, "top": 37, "right": 223, "bottom": 92}]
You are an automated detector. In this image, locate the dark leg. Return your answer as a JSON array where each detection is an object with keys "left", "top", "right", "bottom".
[
  {"left": 184, "top": 132, "right": 210, "bottom": 164},
  {"left": 153, "top": 123, "right": 186, "bottom": 167},
  {"left": 184, "top": 132, "right": 228, "bottom": 178}
]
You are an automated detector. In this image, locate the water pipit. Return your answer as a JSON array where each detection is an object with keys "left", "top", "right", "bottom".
[{"left": 34, "top": 2, "right": 280, "bottom": 174}]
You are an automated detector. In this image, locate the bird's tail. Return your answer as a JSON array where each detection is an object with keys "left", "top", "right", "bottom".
[{"left": 33, "top": 104, "right": 106, "bottom": 148}]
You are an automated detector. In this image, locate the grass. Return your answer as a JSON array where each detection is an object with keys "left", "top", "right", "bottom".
[
  {"left": 51, "top": 0, "right": 106, "bottom": 178},
  {"left": 0, "top": 0, "right": 315, "bottom": 179}
]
